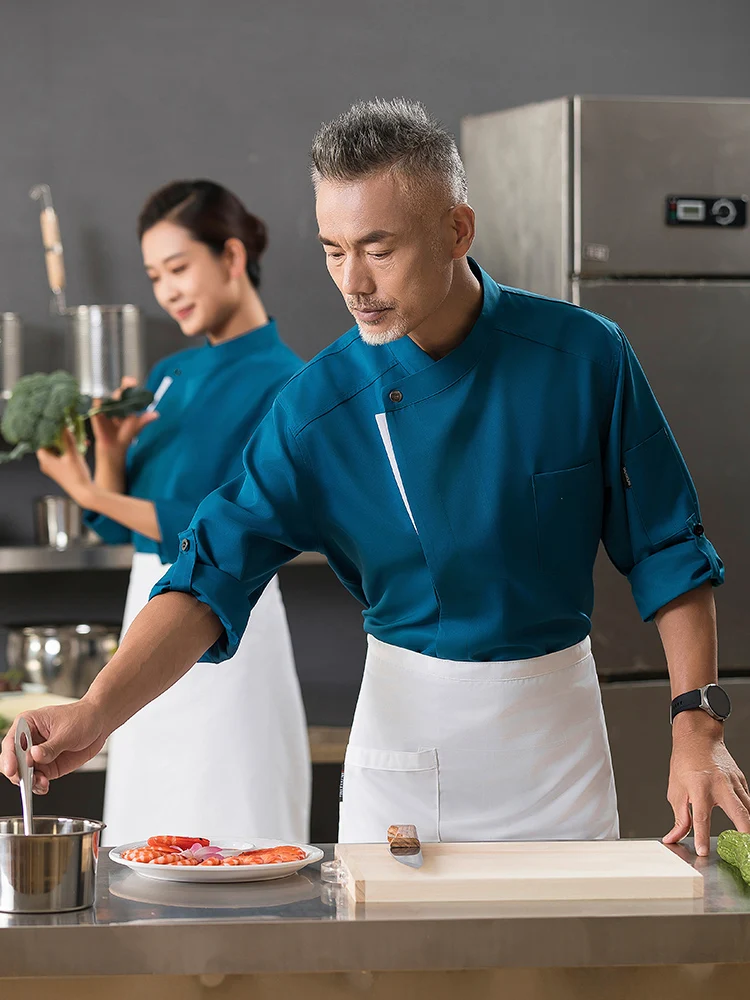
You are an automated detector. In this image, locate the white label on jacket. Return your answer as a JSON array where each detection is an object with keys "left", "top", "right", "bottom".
[{"left": 375, "top": 412, "right": 418, "bottom": 533}]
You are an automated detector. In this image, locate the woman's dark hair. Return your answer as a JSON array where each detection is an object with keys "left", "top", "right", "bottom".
[{"left": 137, "top": 179, "right": 268, "bottom": 288}]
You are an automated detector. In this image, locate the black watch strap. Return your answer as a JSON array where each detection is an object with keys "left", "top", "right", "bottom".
[{"left": 670, "top": 689, "right": 703, "bottom": 723}]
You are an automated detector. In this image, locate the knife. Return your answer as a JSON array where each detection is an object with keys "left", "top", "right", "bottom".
[{"left": 387, "top": 824, "right": 423, "bottom": 868}]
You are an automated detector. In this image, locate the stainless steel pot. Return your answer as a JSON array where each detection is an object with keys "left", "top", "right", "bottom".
[
  {"left": 65, "top": 304, "right": 144, "bottom": 398},
  {"left": 0, "top": 817, "right": 104, "bottom": 913},
  {"left": 34, "top": 495, "right": 99, "bottom": 550},
  {"left": 5, "top": 624, "right": 119, "bottom": 699}
]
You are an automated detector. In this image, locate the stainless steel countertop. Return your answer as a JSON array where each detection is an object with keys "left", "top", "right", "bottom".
[{"left": 1, "top": 840, "right": 750, "bottom": 977}]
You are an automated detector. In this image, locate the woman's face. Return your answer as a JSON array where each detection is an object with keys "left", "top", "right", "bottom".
[{"left": 141, "top": 221, "right": 239, "bottom": 337}]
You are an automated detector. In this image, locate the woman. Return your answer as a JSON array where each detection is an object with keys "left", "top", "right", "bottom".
[{"left": 36, "top": 180, "right": 310, "bottom": 846}]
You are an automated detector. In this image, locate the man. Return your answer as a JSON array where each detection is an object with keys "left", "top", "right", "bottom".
[{"left": 3, "top": 99, "right": 748, "bottom": 854}]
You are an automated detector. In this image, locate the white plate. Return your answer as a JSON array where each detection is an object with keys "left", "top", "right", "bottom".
[
  {"left": 109, "top": 839, "right": 325, "bottom": 883},
  {"left": 110, "top": 871, "right": 318, "bottom": 909}
]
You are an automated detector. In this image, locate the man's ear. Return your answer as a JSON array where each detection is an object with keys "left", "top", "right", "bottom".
[{"left": 451, "top": 203, "right": 475, "bottom": 259}]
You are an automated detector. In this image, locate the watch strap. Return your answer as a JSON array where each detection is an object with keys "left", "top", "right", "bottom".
[{"left": 670, "top": 688, "right": 703, "bottom": 722}]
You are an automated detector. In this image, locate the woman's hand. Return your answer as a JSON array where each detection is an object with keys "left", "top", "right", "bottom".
[
  {"left": 91, "top": 376, "right": 159, "bottom": 458},
  {"left": 37, "top": 429, "right": 95, "bottom": 507}
]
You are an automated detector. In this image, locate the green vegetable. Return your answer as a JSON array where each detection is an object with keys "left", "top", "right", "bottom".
[
  {"left": 0, "top": 372, "right": 153, "bottom": 463},
  {"left": 717, "top": 830, "right": 750, "bottom": 884},
  {"left": 91, "top": 386, "right": 153, "bottom": 420}
]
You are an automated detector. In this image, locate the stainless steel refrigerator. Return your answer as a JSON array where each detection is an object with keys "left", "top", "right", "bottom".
[{"left": 462, "top": 98, "right": 750, "bottom": 833}]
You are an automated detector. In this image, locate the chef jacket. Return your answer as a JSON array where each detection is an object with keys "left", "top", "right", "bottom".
[
  {"left": 84, "top": 320, "right": 302, "bottom": 564},
  {"left": 152, "top": 261, "right": 723, "bottom": 661}
]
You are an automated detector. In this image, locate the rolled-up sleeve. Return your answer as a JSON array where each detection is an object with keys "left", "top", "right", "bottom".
[
  {"left": 150, "top": 399, "right": 319, "bottom": 661},
  {"left": 602, "top": 328, "right": 723, "bottom": 621},
  {"left": 152, "top": 497, "right": 200, "bottom": 563},
  {"left": 82, "top": 509, "right": 131, "bottom": 545}
]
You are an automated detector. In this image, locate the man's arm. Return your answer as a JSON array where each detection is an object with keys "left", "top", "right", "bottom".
[
  {"left": 0, "top": 592, "right": 221, "bottom": 792},
  {"left": 656, "top": 582, "right": 750, "bottom": 855}
]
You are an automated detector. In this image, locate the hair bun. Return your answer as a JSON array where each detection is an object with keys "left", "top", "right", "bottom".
[{"left": 247, "top": 212, "right": 268, "bottom": 258}]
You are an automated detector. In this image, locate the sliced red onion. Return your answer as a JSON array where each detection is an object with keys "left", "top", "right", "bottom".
[{"left": 192, "top": 846, "right": 225, "bottom": 860}]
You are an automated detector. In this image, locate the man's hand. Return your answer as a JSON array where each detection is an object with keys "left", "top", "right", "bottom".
[
  {"left": 0, "top": 700, "right": 106, "bottom": 794},
  {"left": 663, "top": 712, "right": 750, "bottom": 856}
]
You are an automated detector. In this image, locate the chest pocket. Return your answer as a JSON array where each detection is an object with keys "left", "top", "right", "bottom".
[{"left": 533, "top": 461, "right": 603, "bottom": 584}]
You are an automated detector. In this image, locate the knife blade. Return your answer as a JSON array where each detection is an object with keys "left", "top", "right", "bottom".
[{"left": 387, "top": 824, "right": 423, "bottom": 868}]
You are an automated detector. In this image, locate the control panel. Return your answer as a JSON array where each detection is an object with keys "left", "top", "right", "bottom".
[{"left": 665, "top": 195, "right": 747, "bottom": 227}]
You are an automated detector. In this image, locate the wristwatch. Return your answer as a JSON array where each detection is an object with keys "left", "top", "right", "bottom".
[{"left": 670, "top": 684, "right": 732, "bottom": 724}]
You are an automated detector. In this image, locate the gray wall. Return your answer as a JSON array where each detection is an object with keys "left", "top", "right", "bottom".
[
  {"left": 1, "top": 0, "right": 749, "bottom": 722},
  {"left": 2, "top": 0, "right": 749, "bottom": 363}
]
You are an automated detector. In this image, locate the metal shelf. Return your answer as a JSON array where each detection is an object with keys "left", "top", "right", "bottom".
[{"left": 0, "top": 545, "right": 327, "bottom": 574}]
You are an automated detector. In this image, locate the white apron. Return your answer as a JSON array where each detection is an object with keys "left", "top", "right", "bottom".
[
  {"left": 102, "top": 553, "right": 310, "bottom": 846},
  {"left": 339, "top": 635, "right": 618, "bottom": 843}
]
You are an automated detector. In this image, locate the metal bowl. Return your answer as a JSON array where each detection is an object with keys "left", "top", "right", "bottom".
[
  {"left": 5, "top": 624, "right": 119, "bottom": 699},
  {"left": 0, "top": 817, "right": 105, "bottom": 913}
]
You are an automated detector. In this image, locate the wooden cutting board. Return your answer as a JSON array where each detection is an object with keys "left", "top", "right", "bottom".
[{"left": 334, "top": 840, "right": 703, "bottom": 903}]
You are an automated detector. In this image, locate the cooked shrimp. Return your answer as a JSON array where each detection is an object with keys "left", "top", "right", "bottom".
[
  {"left": 151, "top": 854, "right": 200, "bottom": 865},
  {"left": 147, "top": 836, "right": 210, "bottom": 849},
  {"left": 237, "top": 846, "right": 306, "bottom": 863},
  {"left": 121, "top": 846, "right": 178, "bottom": 863},
  {"left": 224, "top": 845, "right": 307, "bottom": 866}
]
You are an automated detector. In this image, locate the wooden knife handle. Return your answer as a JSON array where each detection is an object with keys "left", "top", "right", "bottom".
[{"left": 387, "top": 824, "right": 421, "bottom": 850}]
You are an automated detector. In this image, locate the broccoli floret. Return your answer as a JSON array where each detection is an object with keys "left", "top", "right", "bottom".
[{"left": 0, "top": 371, "right": 153, "bottom": 464}]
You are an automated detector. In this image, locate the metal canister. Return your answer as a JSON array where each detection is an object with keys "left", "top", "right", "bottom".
[
  {"left": 0, "top": 312, "right": 22, "bottom": 400},
  {"left": 0, "top": 817, "right": 105, "bottom": 913},
  {"left": 33, "top": 495, "right": 97, "bottom": 549},
  {"left": 65, "top": 304, "right": 144, "bottom": 398}
]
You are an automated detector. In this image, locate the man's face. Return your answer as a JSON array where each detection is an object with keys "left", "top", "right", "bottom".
[{"left": 316, "top": 170, "right": 458, "bottom": 345}]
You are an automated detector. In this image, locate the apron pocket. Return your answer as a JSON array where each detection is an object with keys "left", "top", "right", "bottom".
[{"left": 339, "top": 747, "right": 439, "bottom": 844}]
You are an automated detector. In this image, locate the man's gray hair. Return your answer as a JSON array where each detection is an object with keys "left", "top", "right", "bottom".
[{"left": 311, "top": 98, "right": 468, "bottom": 205}]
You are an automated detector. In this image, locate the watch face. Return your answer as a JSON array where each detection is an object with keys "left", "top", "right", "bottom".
[{"left": 706, "top": 685, "right": 731, "bottom": 719}]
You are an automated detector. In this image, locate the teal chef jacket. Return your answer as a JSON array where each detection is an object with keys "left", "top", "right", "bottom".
[
  {"left": 152, "top": 261, "right": 723, "bottom": 662},
  {"left": 84, "top": 320, "right": 303, "bottom": 564}
]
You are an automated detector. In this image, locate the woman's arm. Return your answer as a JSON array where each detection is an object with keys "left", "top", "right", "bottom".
[
  {"left": 37, "top": 430, "right": 161, "bottom": 540},
  {"left": 79, "top": 484, "right": 161, "bottom": 540},
  {"left": 93, "top": 443, "right": 127, "bottom": 494}
]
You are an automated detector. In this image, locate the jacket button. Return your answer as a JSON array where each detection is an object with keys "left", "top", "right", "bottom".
[
  {"left": 181, "top": 538, "right": 191, "bottom": 552},
  {"left": 389, "top": 390, "right": 403, "bottom": 403},
  {"left": 692, "top": 523, "right": 705, "bottom": 536}
]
